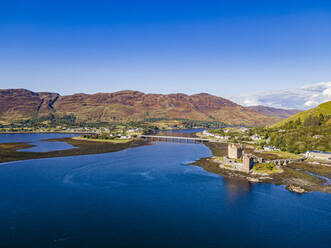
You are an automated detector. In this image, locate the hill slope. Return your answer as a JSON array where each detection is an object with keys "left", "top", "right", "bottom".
[
  {"left": 0, "top": 89, "right": 287, "bottom": 126},
  {"left": 263, "top": 101, "right": 331, "bottom": 153},
  {"left": 272, "top": 101, "right": 331, "bottom": 128}
]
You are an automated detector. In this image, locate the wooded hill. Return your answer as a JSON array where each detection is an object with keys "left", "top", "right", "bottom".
[{"left": 254, "top": 101, "right": 331, "bottom": 153}]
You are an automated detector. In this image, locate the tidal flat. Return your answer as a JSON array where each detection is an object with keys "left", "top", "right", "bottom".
[{"left": 0, "top": 137, "right": 149, "bottom": 164}]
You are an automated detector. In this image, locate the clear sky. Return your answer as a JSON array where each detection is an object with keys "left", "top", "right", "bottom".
[{"left": 1, "top": 0, "right": 331, "bottom": 96}]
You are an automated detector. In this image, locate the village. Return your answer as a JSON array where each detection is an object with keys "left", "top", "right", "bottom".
[{"left": 1, "top": 122, "right": 330, "bottom": 162}]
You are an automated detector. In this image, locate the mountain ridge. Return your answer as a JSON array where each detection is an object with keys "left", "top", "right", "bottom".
[
  {"left": 0, "top": 88, "right": 296, "bottom": 126},
  {"left": 247, "top": 105, "right": 300, "bottom": 119}
]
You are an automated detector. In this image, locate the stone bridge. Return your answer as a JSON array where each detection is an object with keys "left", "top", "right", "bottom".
[
  {"left": 271, "top": 158, "right": 305, "bottom": 166},
  {"left": 140, "top": 135, "right": 210, "bottom": 143}
]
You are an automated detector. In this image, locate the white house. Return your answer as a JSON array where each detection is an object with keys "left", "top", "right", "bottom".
[
  {"left": 202, "top": 130, "right": 214, "bottom": 137},
  {"left": 238, "top": 127, "right": 248, "bottom": 133},
  {"left": 126, "top": 128, "right": 143, "bottom": 133},
  {"left": 264, "top": 146, "right": 280, "bottom": 152},
  {"left": 120, "top": 135, "right": 131, "bottom": 139},
  {"left": 251, "top": 134, "right": 262, "bottom": 141},
  {"left": 304, "top": 151, "right": 331, "bottom": 161}
]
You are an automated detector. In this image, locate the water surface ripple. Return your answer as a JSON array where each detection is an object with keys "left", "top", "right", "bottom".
[{"left": 0, "top": 135, "right": 330, "bottom": 248}]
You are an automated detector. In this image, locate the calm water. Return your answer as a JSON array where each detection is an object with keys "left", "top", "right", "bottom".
[
  {"left": 0, "top": 134, "right": 330, "bottom": 248},
  {"left": 0, "top": 133, "right": 79, "bottom": 152}
]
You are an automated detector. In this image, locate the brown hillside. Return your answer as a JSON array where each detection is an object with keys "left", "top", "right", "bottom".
[
  {"left": 0, "top": 89, "right": 59, "bottom": 122},
  {"left": 0, "top": 89, "right": 283, "bottom": 126}
]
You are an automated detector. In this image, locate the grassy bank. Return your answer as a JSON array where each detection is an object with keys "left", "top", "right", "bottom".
[
  {"left": 73, "top": 136, "right": 132, "bottom": 143},
  {"left": 252, "top": 163, "right": 281, "bottom": 174},
  {"left": 257, "top": 150, "right": 302, "bottom": 159}
]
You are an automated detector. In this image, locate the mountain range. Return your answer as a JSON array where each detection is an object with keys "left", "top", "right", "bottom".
[{"left": 0, "top": 89, "right": 300, "bottom": 126}]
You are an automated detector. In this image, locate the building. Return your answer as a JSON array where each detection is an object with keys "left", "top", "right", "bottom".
[
  {"left": 264, "top": 146, "right": 280, "bottom": 152},
  {"left": 228, "top": 143, "right": 243, "bottom": 159},
  {"left": 202, "top": 130, "right": 227, "bottom": 140},
  {"left": 243, "top": 154, "right": 255, "bottom": 173},
  {"left": 126, "top": 128, "right": 143, "bottom": 133},
  {"left": 202, "top": 130, "right": 212, "bottom": 136},
  {"left": 251, "top": 134, "right": 262, "bottom": 141},
  {"left": 120, "top": 135, "right": 131, "bottom": 139},
  {"left": 238, "top": 127, "right": 248, "bottom": 133},
  {"left": 304, "top": 151, "right": 331, "bottom": 161}
]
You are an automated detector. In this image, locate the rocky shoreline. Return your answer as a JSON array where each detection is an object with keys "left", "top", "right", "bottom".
[{"left": 191, "top": 142, "right": 331, "bottom": 194}]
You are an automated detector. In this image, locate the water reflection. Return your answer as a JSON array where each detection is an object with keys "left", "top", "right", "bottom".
[
  {"left": 0, "top": 133, "right": 79, "bottom": 152},
  {"left": 0, "top": 140, "right": 330, "bottom": 248},
  {"left": 18, "top": 140, "right": 76, "bottom": 152},
  {"left": 223, "top": 177, "right": 251, "bottom": 202}
]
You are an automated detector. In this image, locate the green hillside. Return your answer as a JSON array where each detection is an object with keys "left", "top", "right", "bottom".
[
  {"left": 272, "top": 101, "right": 331, "bottom": 128},
  {"left": 258, "top": 101, "right": 331, "bottom": 154}
]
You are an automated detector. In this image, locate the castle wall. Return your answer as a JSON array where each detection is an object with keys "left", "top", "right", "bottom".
[
  {"left": 243, "top": 155, "right": 254, "bottom": 173},
  {"left": 228, "top": 143, "right": 243, "bottom": 159}
]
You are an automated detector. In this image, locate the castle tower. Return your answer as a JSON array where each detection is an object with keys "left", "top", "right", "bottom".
[
  {"left": 228, "top": 143, "right": 243, "bottom": 159},
  {"left": 243, "top": 154, "right": 254, "bottom": 173}
]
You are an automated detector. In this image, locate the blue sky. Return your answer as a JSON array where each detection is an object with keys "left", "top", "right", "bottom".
[{"left": 1, "top": 0, "right": 331, "bottom": 96}]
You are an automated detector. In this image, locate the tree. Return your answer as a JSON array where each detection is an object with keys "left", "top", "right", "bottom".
[{"left": 295, "top": 118, "right": 302, "bottom": 127}]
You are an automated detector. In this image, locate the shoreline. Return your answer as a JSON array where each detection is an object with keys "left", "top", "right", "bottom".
[
  {"left": 1, "top": 132, "right": 330, "bottom": 194},
  {"left": 191, "top": 142, "right": 331, "bottom": 194},
  {"left": 0, "top": 131, "right": 92, "bottom": 134},
  {"left": 0, "top": 137, "right": 150, "bottom": 164},
  {"left": 72, "top": 136, "right": 132, "bottom": 143}
]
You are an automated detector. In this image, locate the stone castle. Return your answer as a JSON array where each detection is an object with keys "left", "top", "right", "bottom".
[{"left": 221, "top": 143, "right": 255, "bottom": 173}]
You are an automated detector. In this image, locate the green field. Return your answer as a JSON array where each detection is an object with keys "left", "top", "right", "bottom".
[{"left": 73, "top": 136, "right": 132, "bottom": 143}]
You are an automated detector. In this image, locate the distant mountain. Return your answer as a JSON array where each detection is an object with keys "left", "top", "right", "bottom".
[
  {"left": 0, "top": 89, "right": 289, "bottom": 126},
  {"left": 272, "top": 101, "right": 331, "bottom": 128},
  {"left": 247, "top": 105, "right": 300, "bottom": 119}
]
